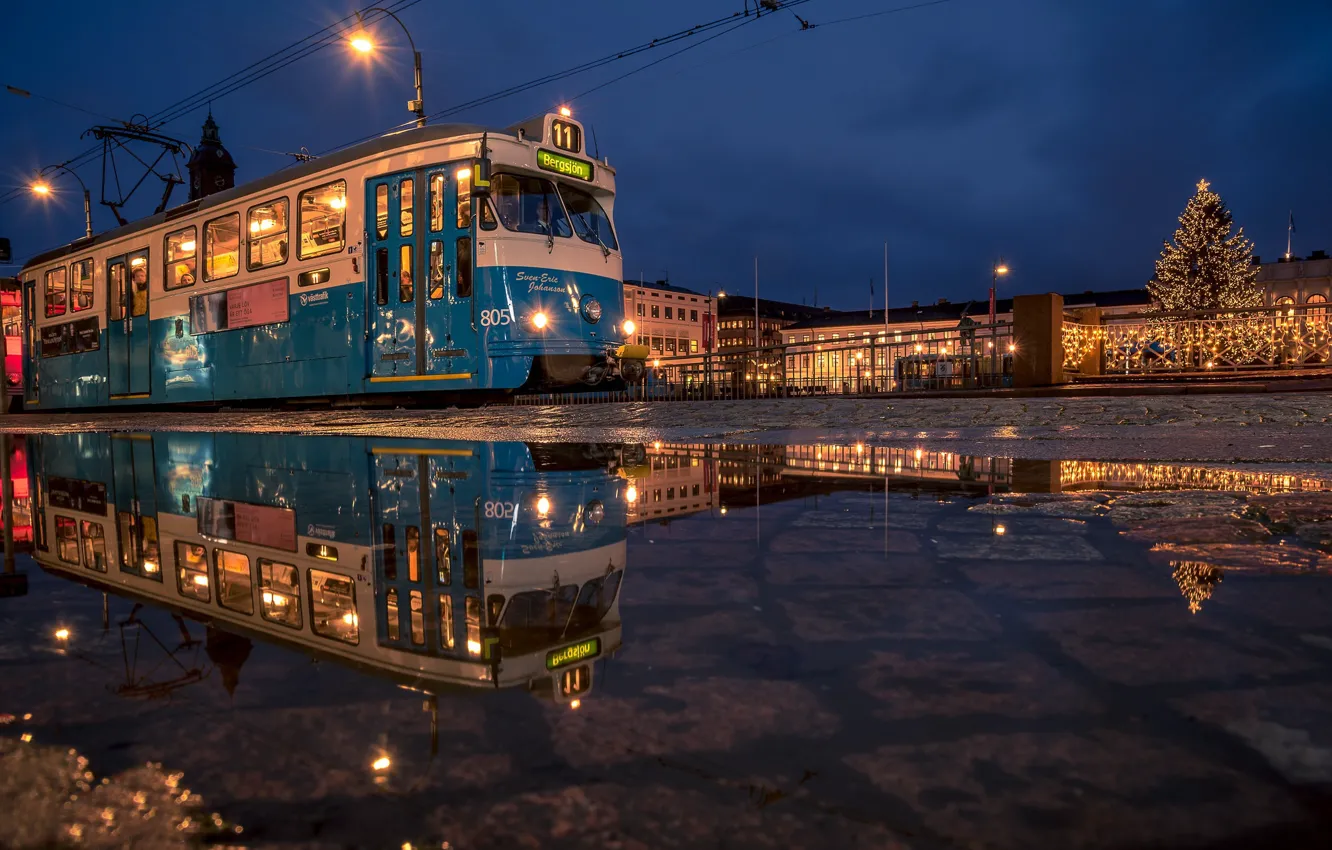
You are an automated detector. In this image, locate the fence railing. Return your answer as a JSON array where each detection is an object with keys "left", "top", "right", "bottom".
[
  {"left": 1063, "top": 304, "right": 1332, "bottom": 375},
  {"left": 514, "top": 323, "right": 1014, "bottom": 404}
]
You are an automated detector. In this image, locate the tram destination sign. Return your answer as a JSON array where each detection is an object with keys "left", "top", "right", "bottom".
[
  {"left": 536, "top": 149, "right": 594, "bottom": 182},
  {"left": 546, "top": 636, "right": 601, "bottom": 670}
]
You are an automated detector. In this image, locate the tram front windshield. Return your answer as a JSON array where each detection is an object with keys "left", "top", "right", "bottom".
[
  {"left": 557, "top": 184, "right": 618, "bottom": 250},
  {"left": 494, "top": 569, "right": 623, "bottom": 655}
]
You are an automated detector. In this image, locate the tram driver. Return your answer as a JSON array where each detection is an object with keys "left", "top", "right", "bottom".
[{"left": 130, "top": 265, "right": 149, "bottom": 315}]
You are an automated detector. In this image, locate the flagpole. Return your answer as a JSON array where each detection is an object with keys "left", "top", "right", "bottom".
[
  {"left": 883, "top": 241, "right": 889, "bottom": 337},
  {"left": 1287, "top": 211, "right": 1293, "bottom": 259}
]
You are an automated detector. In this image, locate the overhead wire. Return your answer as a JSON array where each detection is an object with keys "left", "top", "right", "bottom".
[
  {"left": 0, "top": 0, "right": 418, "bottom": 209},
  {"left": 319, "top": 0, "right": 822, "bottom": 155}
]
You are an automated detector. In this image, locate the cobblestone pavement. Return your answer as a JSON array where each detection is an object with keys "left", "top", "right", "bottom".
[
  {"left": 6, "top": 484, "right": 1332, "bottom": 848},
  {"left": 6, "top": 393, "right": 1332, "bottom": 462}
]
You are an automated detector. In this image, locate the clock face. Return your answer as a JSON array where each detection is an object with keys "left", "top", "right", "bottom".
[{"left": 215, "top": 176, "right": 226, "bottom": 188}]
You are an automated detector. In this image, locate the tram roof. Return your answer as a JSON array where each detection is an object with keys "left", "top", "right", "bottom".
[{"left": 22, "top": 122, "right": 497, "bottom": 272}]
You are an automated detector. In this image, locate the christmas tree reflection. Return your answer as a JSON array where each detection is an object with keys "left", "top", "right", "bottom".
[{"left": 1172, "top": 560, "right": 1223, "bottom": 614}]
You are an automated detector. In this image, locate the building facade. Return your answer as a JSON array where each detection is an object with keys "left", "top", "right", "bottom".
[
  {"left": 622, "top": 280, "right": 714, "bottom": 357},
  {"left": 1257, "top": 253, "right": 1332, "bottom": 308}
]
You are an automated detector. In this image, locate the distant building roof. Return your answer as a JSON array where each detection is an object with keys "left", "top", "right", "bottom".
[
  {"left": 622, "top": 279, "right": 709, "bottom": 298},
  {"left": 781, "top": 289, "right": 1151, "bottom": 332},
  {"left": 715, "top": 294, "right": 825, "bottom": 322}
]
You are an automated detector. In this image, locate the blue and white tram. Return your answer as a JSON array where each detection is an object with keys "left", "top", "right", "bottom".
[
  {"left": 19, "top": 111, "right": 646, "bottom": 410},
  {"left": 29, "top": 432, "right": 631, "bottom": 702}
]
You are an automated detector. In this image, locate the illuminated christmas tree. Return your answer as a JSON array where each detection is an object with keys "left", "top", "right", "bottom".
[
  {"left": 1172, "top": 560, "right": 1222, "bottom": 614},
  {"left": 1148, "top": 179, "right": 1261, "bottom": 311}
]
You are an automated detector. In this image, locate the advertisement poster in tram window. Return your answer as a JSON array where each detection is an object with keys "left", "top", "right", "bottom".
[
  {"left": 189, "top": 279, "right": 289, "bottom": 334},
  {"left": 196, "top": 496, "right": 297, "bottom": 551},
  {"left": 48, "top": 476, "right": 108, "bottom": 515}
]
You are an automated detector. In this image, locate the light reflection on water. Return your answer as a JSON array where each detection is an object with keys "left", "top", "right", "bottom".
[{"left": 2, "top": 430, "right": 1331, "bottom": 849}]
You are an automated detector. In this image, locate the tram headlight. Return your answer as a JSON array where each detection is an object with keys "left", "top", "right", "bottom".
[
  {"left": 580, "top": 296, "right": 602, "bottom": 324},
  {"left": 537, "top": 495, "right": 551, "bottom": 517},
  {"left": 625, "top": 485, "right": 638, "bottom": 504},
  {"left": 586, "top": 499, "right": 605, "bottom": 524},
  {"left": 622, "top": 319, "right": 636, "bottom": 337},
  {"left": 532, "top": 312, "right": 548, "bottom": 330}
]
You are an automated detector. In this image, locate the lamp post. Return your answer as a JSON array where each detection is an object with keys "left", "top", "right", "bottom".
[
  {"left": 989, "top": 259, "right": 1009, "bottom": 385},
  {"left": 349, "top": 7, "right": 426, "bottom": 128},
  {"left": 31, "top": 165, "right": 93, "bottom": 239}
]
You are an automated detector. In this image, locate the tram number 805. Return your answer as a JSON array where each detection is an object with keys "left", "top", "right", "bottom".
[{"left": 480, "top": 309, "right": 513, "bottom": 327}]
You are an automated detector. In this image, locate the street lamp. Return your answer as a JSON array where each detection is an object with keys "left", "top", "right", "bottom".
[
  {"left": 989, "top": 259, "right": 1009, "bottom": 381},
  {"left": 31, "top": 164, "right": 93, "bottom": 239},
  {"left": 348, "top": 7, "right": 426, "bottom": 128}
]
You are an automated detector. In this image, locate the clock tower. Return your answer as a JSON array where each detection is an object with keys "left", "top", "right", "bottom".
[{"left": 186, "top": 111, "right": 236, "bottom": 201}]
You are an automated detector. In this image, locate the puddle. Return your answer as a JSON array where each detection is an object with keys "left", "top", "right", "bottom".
[{"left": 2, "top": 431, "right": 1331, "bottom": 849}]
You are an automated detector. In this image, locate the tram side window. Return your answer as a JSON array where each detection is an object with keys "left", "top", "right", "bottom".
[
  {"left": 204, "top": 213, "right": 241, "bottom": 281},
  {"left": 81, "top": 521, "right": 107, "bottom": 572},
  {"left": 454, "top": 168, "right": 496, "bottom": 231},
  {"left": 409, "top": 590, "right": 425, "bottom": 646},
  {"left": 375, "top": 185, "right": 389, "bottom": 240},
  {"left": 129, "top": 253, "right": 149, "bottom": 317},
  {"left": 399, "top": 244, "right": 414, "bottom": 303},
  {"left": 108, "top": 261, "right": 126, "bottom": 321},
  {"left": 429, "top": 172, "right": 445, "bottom": 232},
  {"left": 435, "top": 527, "right": 451, "bottom": 584},
  {"left": 386, "top": 587, "right": 400, "bottom": 641},
  {"left": 309, "top": 568, "right": 358, "bottom": 645},
  {"left": 400, "top": 178, "right": 414, "bottom": 237},
  {"left": 71, "top": 258, "right": 94, "bottom": 312},
  {"left": 215, "top": 549, "right": 253, "bottom": 614},
  {"left": 55, "top": 516, "right": 79, "bottom": 564},
  {"left": 375, "top": 248, "right": 389, "bottom": 305},
  {"left": 428, "top": 241, "right": 444, "bottom": 300},
  {"left": 175, "top": 541, "right": 210, "bottom": 602},
  {"left": 465, "top": 595, "right": 481, "bottom": 656},
  {"left": 438, "top": 594, "right": 455, "bottom": 650},
  {"left": 557, "top": 184, "right": 618, "bottom": 250},
  {"left": 299, "top": 179, "right": 347, "bottom": 260},
  {"left": 44, "top": 267, "right": 67, "bottom": 318},
  {"left": 259, "top": 559, "right": 302, "bottom": 628},
  {"left": 165, "top": 226, "right": 197, "bottom": 290},
  {"left": 405, "top": 526, "right": 421, "bottom": 581},
  {"left": 247, "top": 198, "right": 289, "bottom": 270},
  {"left": 455, "top": 237, "right": 472, "bottom": 298},
  {"left": 491, "top": 173, "right": 571, "bottom": 237},
  {"left": 382, "top": 523, "right": 397, "bottom": 579},
  {"left": 460, "top": 529, "right": 480, "bottom": 588}
]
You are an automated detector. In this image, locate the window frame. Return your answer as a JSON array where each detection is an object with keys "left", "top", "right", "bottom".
[
  {"left": 55, "top": 515, "right": 79, "bottom": 564},
  {"left": 214, "top": 547, "right": 254, "bottom": 615},
  {"left": 258, "top": 558, "right": 303, "bottom": 629},
  {"left": 174, "top": 540, "right": 211, "bottom": 602},
  {"left": 203, "top": 211, "right": 242, "bottom": 282},
  {"left": 308, "top": 567, "right": 359, "bottom": 645},
  {"left": 70, "top": 257, "right": 94, "bottom": 313},
  {"left": 80, "top": 520, "right": 107, "bottom": 572},
  {"left": 490, "top": 172, "right": 572, "bottom": 238},
  {"left": 164, "top": 225, "right": 198, "bottom": 291},
  {"left": 44, "top": 266, "right": 67, "bottom": 318},
  {"left": 246, "top": 196, "right": 290, "bottom": 272},
  {"left": 298, "top": 178, "right": 348, "bottom": 260}
]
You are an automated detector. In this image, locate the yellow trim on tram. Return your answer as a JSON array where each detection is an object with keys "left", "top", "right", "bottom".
[{"left": 368, "top": 373, "right": 472, "bottom": 383}]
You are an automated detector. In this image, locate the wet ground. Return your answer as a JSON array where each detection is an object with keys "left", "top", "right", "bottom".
[{"left": 3, "top": 421, "right": 1332, "bottom": 848}]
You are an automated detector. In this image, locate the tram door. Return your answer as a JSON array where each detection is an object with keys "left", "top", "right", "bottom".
[
  {"left": 372, "top": 451, "right": 434, "bottom": 649},
  {"left": 111, "top": 435, "right": 161, "bottom": 581},
  {"left": 367, "top": 167, "right": 479, "bottom": 383},
  {"left": 107, "top": 250, "right": 152, "bottom": 398},
  {"left": 422, "top": 165, "right": 479, "bottom": 382},
  {"left": 22, "top": 277, "right": 38, "bottom": 406},
  {"left": 372, "top": 448, "right": 482, "bottom": 658},
  {"left": 368, "top": 171, "right": 424, "bottom": 378}
]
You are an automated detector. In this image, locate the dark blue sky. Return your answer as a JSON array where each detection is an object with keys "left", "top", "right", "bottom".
[{"left": 3, "top": 0, "right": 1330, "bottom": 309}]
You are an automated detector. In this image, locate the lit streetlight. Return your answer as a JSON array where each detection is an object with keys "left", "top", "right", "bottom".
[
  {"left": 348, "top": 7, "right": 426, "bottom": 128},
  {"left": 31, "top": 164, "right": 93, "bottom": 239},
  {"left": 990, "top": 259, "right": 1009, "bottom": 375}
]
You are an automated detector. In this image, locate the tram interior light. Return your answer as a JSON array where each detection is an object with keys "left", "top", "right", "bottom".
[
  {"left": 456, "top": 167, "right": 472, "bottom": 180},
  {"left": 179, "top": 240, "right": 196, "bottom": 253}
]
